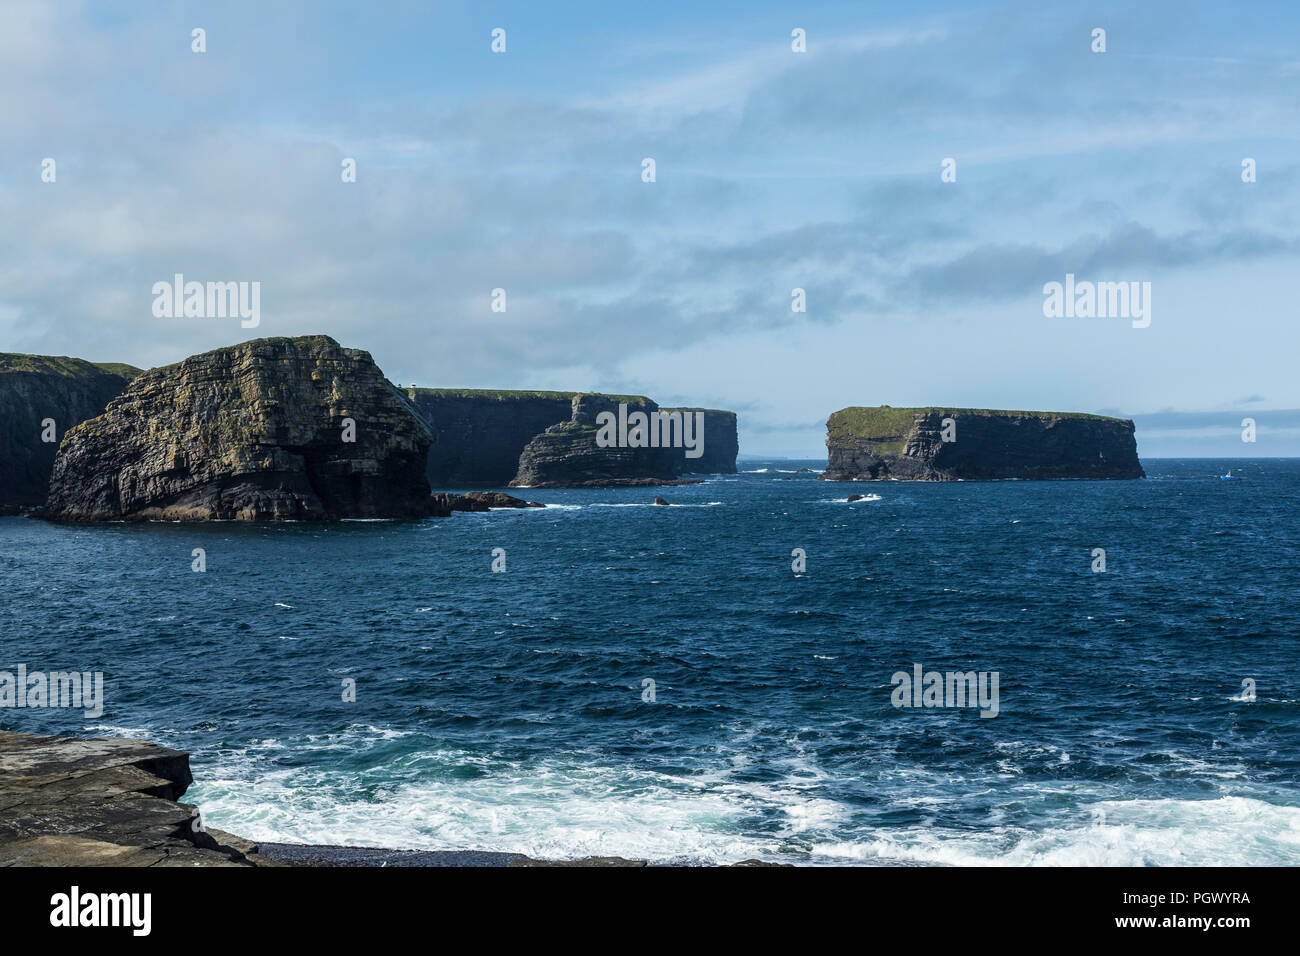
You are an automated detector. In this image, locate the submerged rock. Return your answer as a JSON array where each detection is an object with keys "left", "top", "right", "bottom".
[
  {"left": 821, "top": 405, "right": 1144, "bottom": 481},
  {"left": 463, "top": 491, "right": 544, "bottom": 509},
  {"left": 653, "top": 496, "right": 672, "bottom": 505},
  {"left": 44, "top": 335, "right": 438, "bottom": 521}
]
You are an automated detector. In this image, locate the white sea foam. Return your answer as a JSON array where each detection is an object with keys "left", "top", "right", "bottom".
[
  {"left": 811, "top": 796, "right": 1300, "bottom": 866},
  {"left": 191, "top": 759, "right": 784, "bottom": 863},
  {"left": 183, "top": 727, "right": 1300, "bottom": 867}
]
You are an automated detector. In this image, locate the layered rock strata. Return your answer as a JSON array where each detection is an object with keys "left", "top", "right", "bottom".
[
  {"left": 821, "top": 405, "right": 1144, "bottom": 481},
  {"left": 45, "top": 336, "right": 438, "bottom": 521}
]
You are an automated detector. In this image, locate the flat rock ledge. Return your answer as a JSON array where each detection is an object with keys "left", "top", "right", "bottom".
[
  {"left": 0, "top": 732, "right": 787, "bottom": 867},
  {"left": 0, "top": 731, "right": 276, "bottom": 867}
]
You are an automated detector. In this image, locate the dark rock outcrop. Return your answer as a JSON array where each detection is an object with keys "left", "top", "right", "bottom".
[
  {"left": 411, "top": 389, "right": 739, "bottom": 487},
  {"left": 44, "top": 335, "right": 439, "bottom": 521},
  {"left": 464, "top": 491, "right": 544, "bottom": 508},
  {"left": 821, "top": 406, "right": 1144, "bottom": 481},
  {"left": 0, "top": 731, "right": 275, "bottom": 866},
  {"left": 0, "top": 354, "right": 138, "bottom": 510},
  {"left": 509, "top": 394, "right": 684, "bottom": 488},
  {"left": 430, "top": 491, "right": 544, "bottom": 512}
]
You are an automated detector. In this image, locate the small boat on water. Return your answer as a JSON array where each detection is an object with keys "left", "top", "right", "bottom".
[{"left": 1220, "top": 470, "right": 1243, "bottom": 481}]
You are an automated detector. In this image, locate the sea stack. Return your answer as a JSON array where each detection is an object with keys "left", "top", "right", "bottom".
[
  {"left": 821, "top": 406, "right": 1144, "bottom": 481},
  {"left": 411, "top": 389, "right": 739, "bottom": 486},
  {"left": 45, "top": 335, "right": 439, "bottom": 521},
  {"left": 510, "top": 394, "right": 684, "bottom": 488}
]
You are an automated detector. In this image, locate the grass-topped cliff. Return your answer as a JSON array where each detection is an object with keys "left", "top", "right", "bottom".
[
  {"left": 823, "top": 405, "right": 1142, "bottom": 481},
  {"left": 0, "top": 354, "right": 140, "bottom": 509},
  {"left": 410, "top": 387, "right": 653, "bottom": 404},
  {"left": 0, "top": 353, "right": 141, "bottom": 379},
  {"left": 828, "top": 405, "right": 1127, "bottom": 442}
]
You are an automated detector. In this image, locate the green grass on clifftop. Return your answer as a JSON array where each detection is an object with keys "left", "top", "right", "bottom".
[
  {"left": 410, "top": 387, "right": 653, "bottom": 404},
  {"left": 828, "top": 405, "right": 1128, "bottom": 442},
  {"left": 91, "top": 362, "right": 143, "bottom": 379},
  {"left": 661, "top": 407, "right": 736, "bottom": 416},
  {"left": 0, "top": 353, "right": 140, "bottom": 379}
]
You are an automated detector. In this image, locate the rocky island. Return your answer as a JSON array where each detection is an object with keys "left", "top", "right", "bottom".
[
  {"left": 0, "top": 353, "right": 139, "bottom": 513},
  {"left": 44, "top": 336, "right": 440, "bottom": 521},
  {"left": 0, "top": 336, "right": 739, "bottom": 518},
  {"left": 821, "top": 405, "right": 1144, "bottom": 481}
]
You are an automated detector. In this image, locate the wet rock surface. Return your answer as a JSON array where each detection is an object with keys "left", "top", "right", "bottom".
[
  {"left": 0, "top": 732, "right": 792, "bottom": 867},
  {"left": 0, "top": 731, "right": 275, "bottom": 867},
  {"left": 429, "top": 491, "right": 545, "bottom": 512}
]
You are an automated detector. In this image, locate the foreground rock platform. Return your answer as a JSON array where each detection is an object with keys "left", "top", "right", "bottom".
[
  {"left": 0, "top": 732, "right": 787, "bottom": 867},
  {"left": 0, "top": 731, "right": 275, "bottom": 866}
]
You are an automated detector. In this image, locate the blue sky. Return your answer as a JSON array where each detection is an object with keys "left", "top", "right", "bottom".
[{"left": 4, "top": 0, "right": 1300, "bottom": 456}]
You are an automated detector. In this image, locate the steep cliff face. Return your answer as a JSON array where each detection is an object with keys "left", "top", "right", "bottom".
[
  {"left": 663, "top": 408, "right": 738, "bottom": 474},
  {"left": 45, "top": 336, "right": 439, "bottom": 521},
  {"left": 412, "top": 390, "right": 739, "bottom": 486},
  {"left": 509, "top": 394, "right": 686, "bottom": 488},
  {"left": 411, "top": 389, "right": 579, "bottom": 486},
  {"left": 822, "top": 406, "right": 1144, "bottom": 481},
  {"left": 0, "top": 355, "right": 139, "bottom": 510}
]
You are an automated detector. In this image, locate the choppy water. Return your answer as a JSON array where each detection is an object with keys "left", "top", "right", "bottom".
[{"left": 4, "top": 459, "right": 1299, "bottom": 865}]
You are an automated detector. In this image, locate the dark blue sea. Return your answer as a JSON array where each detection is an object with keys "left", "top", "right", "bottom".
[{"left": 4, "top": 459, "right": 1298, "bottom": 865}]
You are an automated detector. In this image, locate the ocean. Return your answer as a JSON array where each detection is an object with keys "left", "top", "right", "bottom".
[{"left": 3, "top": 459, "right": 1298, "bottom": 865}]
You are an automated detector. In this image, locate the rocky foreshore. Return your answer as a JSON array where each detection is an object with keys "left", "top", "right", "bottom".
[
  {"left": 0, "top": 731, "right": 275, "bottom": 866},
  {"left": 0, "top": 732, "right": 782, "bottom": 867}
]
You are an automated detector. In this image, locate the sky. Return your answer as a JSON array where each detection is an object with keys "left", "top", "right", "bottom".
[{"left": 3, "top": 0, "right": 1299, "bottom": 458}]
